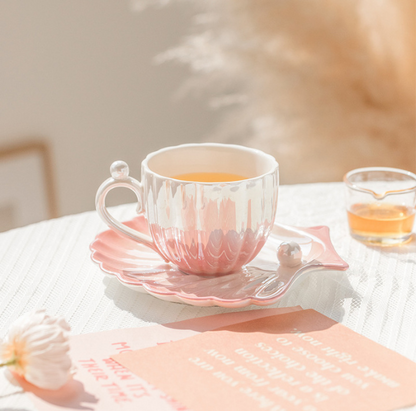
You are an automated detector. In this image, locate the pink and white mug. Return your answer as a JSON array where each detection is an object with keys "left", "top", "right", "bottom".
[{"left": 96, "top": 143, "right": 279, "bottom": 275}]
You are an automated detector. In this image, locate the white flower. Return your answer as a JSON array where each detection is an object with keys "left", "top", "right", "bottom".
[{"left": 0, "top": 309, "right": 73, "bottom": 390}]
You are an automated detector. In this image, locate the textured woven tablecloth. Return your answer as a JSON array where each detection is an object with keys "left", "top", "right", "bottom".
[{"left": 0, "top": 182, "right": 415, "bottom": 410}]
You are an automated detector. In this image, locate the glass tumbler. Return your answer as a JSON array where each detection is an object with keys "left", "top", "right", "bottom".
[{"left": 344, "top": 167, "right": 416, "bottom": 246}]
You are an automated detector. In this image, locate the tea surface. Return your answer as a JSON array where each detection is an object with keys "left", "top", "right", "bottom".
[
  {"left": 172, "top": 172, "right": 248, "bottom": 182},
  {"left": 347, "top": 203, "right": 415, "bottom": 238}
]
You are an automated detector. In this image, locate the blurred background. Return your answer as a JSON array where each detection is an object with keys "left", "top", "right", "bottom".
[
  {"left": 0, "top": 0, "right": 414, "bottom": 231},
  {"left": 0, "top": 1, "right": 220, "bottom": 231}
]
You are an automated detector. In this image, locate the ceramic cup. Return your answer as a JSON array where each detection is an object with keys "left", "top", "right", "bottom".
[{"left": 96, "top": 143, "right": 279, "bottom": 275}]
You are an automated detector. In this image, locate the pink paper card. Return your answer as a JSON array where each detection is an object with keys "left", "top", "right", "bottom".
[
  {"left": 18, "top": 306, "right": 301, "bottom": 411},
  {"left": 113, "top": 309, "right": 416, "bottom": 411}
]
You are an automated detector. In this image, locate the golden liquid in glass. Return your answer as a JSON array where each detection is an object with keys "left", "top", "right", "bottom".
[
  {"left": 172, "top": 172, "right": 248, "bottom": 182},
  {"left": 347, "top": 203, "right": 415, "bottom": 239}
]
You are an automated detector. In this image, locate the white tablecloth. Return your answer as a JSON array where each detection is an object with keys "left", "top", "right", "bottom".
[{"left": 0, "top": 182, "right": 415, "bottom": 410}]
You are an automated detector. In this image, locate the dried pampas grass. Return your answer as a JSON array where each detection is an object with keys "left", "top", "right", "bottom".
[{"left": 137, "top": 0, "right": 416, "bottom": 183}]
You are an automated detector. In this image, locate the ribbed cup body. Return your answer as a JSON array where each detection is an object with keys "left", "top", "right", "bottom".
[{"left": 143, "top": 145, "right": 278, "bottom": 275}]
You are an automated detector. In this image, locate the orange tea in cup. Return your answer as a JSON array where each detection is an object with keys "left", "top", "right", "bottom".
[{"left": 172, "top": 172, "right": 248, "bottom": 182}]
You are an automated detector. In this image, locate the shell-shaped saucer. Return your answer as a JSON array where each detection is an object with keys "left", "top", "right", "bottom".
[{"left": 90, "top": 215, "right": 348, "bottom": 307}]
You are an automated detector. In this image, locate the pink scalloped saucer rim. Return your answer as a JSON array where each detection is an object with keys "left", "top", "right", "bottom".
[{"left": 90, "top": 215, "right": 348, "bottom": 308}]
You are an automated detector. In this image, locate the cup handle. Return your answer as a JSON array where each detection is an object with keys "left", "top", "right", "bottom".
[{"left": 95, "top": 161, "right": 164, "bottom": 257}]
